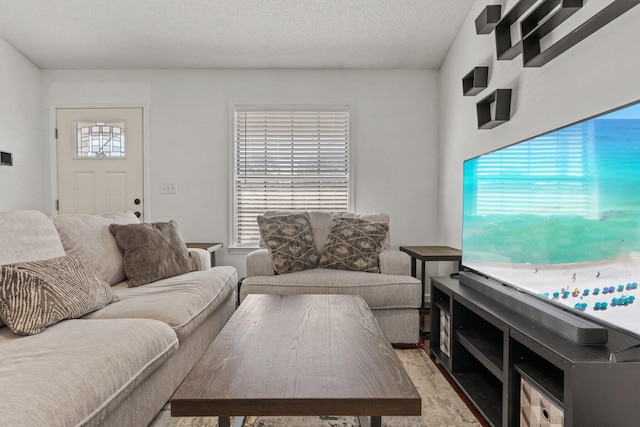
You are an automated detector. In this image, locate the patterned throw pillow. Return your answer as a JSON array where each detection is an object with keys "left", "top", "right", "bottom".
[
  {"left": 257, "top": 213, "right": 320, "bottom": 274},
  {"left": 0, "top": 255, "right": 118, "bottom": 335},
  {"left": 109, "top": 220, "right": 196, "bottom": 287},
  {"left": 319, "top": 217, "right": 389, "bottom": 272}
]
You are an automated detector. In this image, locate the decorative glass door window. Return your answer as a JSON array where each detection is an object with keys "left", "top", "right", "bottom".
[{"left": 74, "top": 121, "right": 126, "bottom": 157}]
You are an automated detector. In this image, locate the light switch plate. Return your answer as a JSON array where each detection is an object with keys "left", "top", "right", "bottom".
[{"left": 160, "top": 182, "right": 177, "bottom": 194}]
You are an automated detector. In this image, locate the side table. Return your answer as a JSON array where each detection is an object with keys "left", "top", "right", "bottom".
[
  {"left": 186, "top": 243, "right": 223, "bottom": 267},
  {"left": 399, "top": 246, "right": 462, "bottom": 337}
]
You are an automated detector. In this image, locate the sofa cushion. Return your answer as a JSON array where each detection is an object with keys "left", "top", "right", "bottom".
[
  {"left": 84, "top": 266, "right": 238, "bottom": 340},
  {"left": 110, "top": 220, "right": 196, "bottom": 287},
  {"left": 0, "top": 210, "right": 66, "bottom": 266},
  {"left": 0, "top": 210, "right": 67, "bottom": 330},
  {"left": 0, "top": 318, "right": 178, "bottom": 426},
  {"left": 0, "top": 255, "right": 118, "bottom": 335},
  {"left": 240, "top": 268, "right": 421, "bottom": 309},
  {"left": 257, "top": 212, "right": 320, "bottom": 274},
  {"left": 51, "top": 210, "right": 140, "bottom": 285},
  {"left": 319, "top": 217, "right": 388, "bottom": 273}
]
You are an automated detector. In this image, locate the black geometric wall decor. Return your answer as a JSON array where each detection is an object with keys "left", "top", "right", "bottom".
[
  {"left": 475, "top": 5, "right": 502, "bottom": 34},
  {"left": 494, "top": 0, "right": 539, "bottom": 60},
  {"left": 520, "top": 0, "right": 583, "bottom": 38},
  {"left": 489, "top": 0, "right": 640, "bottom": 66},
  {"left": 0, "top": 151, "right": 13, "bottom": 166},
  {"left": 462, "top": 67, "right": 489, "bottom": 96},
  {"left": 522, "top": 0, "right": 640, "bottom": 67},
  {"left": 476, "top": 89, "right": 512, "bottom": 129}
]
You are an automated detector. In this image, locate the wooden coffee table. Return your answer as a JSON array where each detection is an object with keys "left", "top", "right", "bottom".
[{"left": 171, "top": 294, "right": 421, "bottom": 427}]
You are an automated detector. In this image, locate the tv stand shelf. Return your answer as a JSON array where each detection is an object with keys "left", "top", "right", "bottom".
[
  {"left": 456, "top": 329, "right": 503, "bottom": 379},
  {"left": 431, "top": 275, "right": 640, "bottom": 427}
]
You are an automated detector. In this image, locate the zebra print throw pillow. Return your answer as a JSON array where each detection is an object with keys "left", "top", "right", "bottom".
[{"left": 0, "top": 255, "right": 117, "bottom": 335}]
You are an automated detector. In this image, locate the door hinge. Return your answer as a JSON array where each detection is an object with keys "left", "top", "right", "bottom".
[
  {"left": 54, "top": 128, "right": 58, "bottom": 140},
  {"left": 56, "top": 199, "right": 59, "bottom": 211}
]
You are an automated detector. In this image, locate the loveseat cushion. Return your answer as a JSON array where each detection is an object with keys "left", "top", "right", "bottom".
[
  {"left": 259, "top": 211, "right": 391, "bottom": 253},
  {"left": 332, "top": 212, "right": 391, "bottom": 249},
  {"left": 109, "top": 220, "right": 196, "bottom": 287},
  {"left": 240, "top": 267, "right": 421, "bottom": 309},
  {"left": 51, "top": 210, "right": 140, "bottom": 285},
  {"left": 0, "top": 255, "right": 117, "bottom": 335},
  {"left": 257, "top": 212, "right": 319, "bottom": 274},
  {"left": 318, "top": 217, "right": 388, "bottom": 272},
  {"left": 0, "top": 318, "right": 178, "bottom": 427},
  {"left": 84, "top": 266, "right": 238, "bottom": 340}
]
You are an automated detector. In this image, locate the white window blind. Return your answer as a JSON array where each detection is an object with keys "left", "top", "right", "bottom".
[{"left": 232, "top": 106, "right": 350, "bottom": 247}]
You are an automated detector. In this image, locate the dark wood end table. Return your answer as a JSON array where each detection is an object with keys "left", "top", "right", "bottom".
[
  {"left": 186, "top": 242, "right": 222, "bottom": 267},
  {"left": 399, "top": 246, "right": 462, "bottom": 337}
]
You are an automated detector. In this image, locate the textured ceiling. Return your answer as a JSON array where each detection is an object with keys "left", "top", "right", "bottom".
[{"left": 0, "top": 0, "right": 475, "bottom": 70}]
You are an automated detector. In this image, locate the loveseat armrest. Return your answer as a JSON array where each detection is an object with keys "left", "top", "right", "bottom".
[
  {"left": 246, "top": 248, "right": 275, "bottom": 277},
  {"left": 188, "top": 248, "right": 211, "bottom": 271},
  {"left": 379, "top": 249, "right": 411, "bottom": 276}
]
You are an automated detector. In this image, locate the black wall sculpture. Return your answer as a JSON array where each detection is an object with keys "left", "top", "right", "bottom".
[{"left": 466, "top": 0, "right": 640, "bottom": 129}]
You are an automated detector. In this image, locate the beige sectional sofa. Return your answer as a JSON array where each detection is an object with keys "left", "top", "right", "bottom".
[
  {"left": 0, "top": 210, "right": 238, "bottom": 427},
  {"left": 240, "top": 211, "right": 422, "bottom": 344}
]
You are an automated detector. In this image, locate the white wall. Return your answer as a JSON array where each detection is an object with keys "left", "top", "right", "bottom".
[
  {"left": 438, "top": 0, "right": 640, "bottom": 250},
  {"left": 0, "top": 38, "right": 42, "bottom": 211},
  {"left": 42, "top": 69, "right": 439, "bottom": 276}
]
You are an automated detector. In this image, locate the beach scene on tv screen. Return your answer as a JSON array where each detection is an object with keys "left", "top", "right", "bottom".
[{"left": 463, "top": 102, "right": 640, "bottom": 338}]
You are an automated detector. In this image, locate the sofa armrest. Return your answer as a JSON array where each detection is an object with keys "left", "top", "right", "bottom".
[
  {"left": 188, "top": 248, "right": 211, "bottom": 271},
  {"left": 379, "top": 249, "right": 411, "bottom": 276},
  {"left": 246, "top": 249, "right": 275, "bottom": 277}
]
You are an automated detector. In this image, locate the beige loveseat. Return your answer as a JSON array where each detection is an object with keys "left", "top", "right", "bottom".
[
  {"left": 0, "top": 210, "right": 237, "bottom": 427},
  {"left": 240, "top": 211, "right": 421, "bottom": 344}
]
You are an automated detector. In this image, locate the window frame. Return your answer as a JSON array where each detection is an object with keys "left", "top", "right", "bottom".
[{"left": 229, "top": 103, "right": 353, "bottom": 249}]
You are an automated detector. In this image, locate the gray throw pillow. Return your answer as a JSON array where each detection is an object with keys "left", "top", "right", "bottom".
[
  {"left": 109, "top": 220, "right": 196, "bottom": 287},
  {"left": 319, "top": 217, "right": 389, "bottom": 272},
  {"left": 257, "top": 212, "right": 320, "bottom": 274},
  {"left": 0, "top": 255, "right": 118, "bottom": 335}
]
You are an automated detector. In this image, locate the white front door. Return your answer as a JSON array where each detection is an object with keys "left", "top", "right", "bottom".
[{"left": 56, "top": 108, "right": 144, "bottom": 219}]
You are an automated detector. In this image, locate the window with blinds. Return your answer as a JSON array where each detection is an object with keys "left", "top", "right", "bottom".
[{"left": 232, "top": 106, "right": 351, "bottom": 247}]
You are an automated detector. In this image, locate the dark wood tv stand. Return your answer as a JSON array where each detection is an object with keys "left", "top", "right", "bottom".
[{"left": 430, "top": 275, "right": 640, "bottom": 426}]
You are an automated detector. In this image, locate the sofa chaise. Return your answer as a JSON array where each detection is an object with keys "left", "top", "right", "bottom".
[
  {"left": 0, "top": 210, "right": 238, "bottom": 427},
  {"left": 240, "top": 211, "right": 422, "bottom": 344}
]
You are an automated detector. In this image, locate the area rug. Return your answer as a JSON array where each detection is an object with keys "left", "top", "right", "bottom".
[{"left": 150, "top": 349, "right": 481, "bottom": 427}]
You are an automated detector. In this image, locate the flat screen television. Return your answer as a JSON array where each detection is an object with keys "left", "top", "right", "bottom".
[{"left": 462, "top": 100, "right": 640, "bottom": 340}]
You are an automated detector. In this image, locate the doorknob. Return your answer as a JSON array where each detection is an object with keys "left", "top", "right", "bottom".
[
  {"left": 135, "top": 212, "right": 141, "bottom": 218},
  {"left": 134, "top": 198, "right": 141, "bottom": 205}
]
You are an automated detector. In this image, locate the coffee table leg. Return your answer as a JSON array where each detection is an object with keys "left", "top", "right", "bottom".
[
  {"left": 219, "top": 416, "right": 245, "bottom": 427},
  {"left": 358, "top": 416, "right": 381, "bottom": 427}
]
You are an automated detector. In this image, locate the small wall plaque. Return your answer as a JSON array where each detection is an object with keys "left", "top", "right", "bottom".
[
  {"left": 477, "top": 89, "right": 512, "bottom": 129},
  {"left": 462, "top": 67, "right": 489, "bottom": 96},
  {"left": 0, "top": 151, "right": 12, "bottom": 166},
  {"left": 475, "top": 5, "right": 502, "bottom": 34}
]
